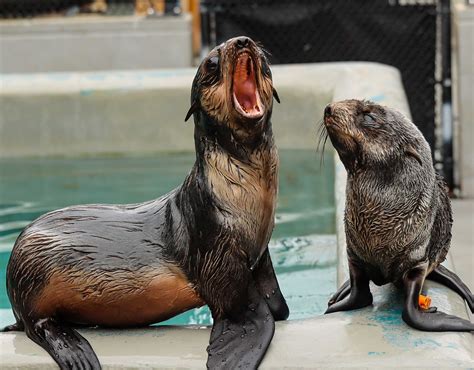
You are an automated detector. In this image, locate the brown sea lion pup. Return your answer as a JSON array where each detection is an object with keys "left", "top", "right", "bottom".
[
  {"left": 321, "top": 99, "right": 473, "bottom": 332},
  {"left": 2, "top": 36, "right": 288, "bottom": 369}
]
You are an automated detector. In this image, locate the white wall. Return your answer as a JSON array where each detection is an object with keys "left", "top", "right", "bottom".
[
  {"left": 0, "top": 15, "right": 193, "bottom": 74},
  {"left": 454, "top": 4, "right": 474, "bottom": 198}
]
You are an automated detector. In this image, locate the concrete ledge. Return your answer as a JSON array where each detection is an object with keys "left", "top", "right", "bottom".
[
  {"left": 1, "top": 283, "right": 471, "bottom": 369},
  {"left": 0, "top": 15, "right": 193, "bottom": 74},
  {"left": 0, "top": 62, "right": 406, "bottom": 157}
]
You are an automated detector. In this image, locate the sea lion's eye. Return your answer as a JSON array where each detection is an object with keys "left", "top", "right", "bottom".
[
  {"left": 206, "top": 56, "right": 219, "bottom": 73},
  {"left": 363, "top": 113, "right": 378, "bottom": 127}
]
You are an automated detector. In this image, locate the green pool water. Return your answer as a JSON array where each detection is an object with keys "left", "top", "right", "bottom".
[{"left": 0, "top": 149, "right": 335, "bottom": 327}]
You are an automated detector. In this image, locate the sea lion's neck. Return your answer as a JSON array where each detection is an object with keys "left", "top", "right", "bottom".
[
  {"left": 195, "top": 125, "right": 278, "bottom": 205},
  {"left": 172, "top": 122, "right": 277, "bottom": 270},
  {"left": 184, "top": 118, "right": 278, "bottom": 239}
]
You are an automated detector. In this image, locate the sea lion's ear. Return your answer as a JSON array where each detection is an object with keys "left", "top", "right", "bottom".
[
  {"left": 405, "top": 145, "right": 422, "bottom": 166},
  {"left": 184, "top": 101, "right": 199, "bottom": 122},
  {"left": 272, "top": 87, "right": 281, "bottom": 104}
]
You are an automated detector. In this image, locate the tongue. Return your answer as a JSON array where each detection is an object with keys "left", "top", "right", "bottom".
[
  {"left": 233, "top": 54, "right": 258, "bottom": 112},
  {"left": 236, "top": 79, "right": 257, "bottom": 111}
]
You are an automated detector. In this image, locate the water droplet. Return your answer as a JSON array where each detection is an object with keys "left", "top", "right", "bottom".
[
  {"left": 219, "top": 339, "right": 224, "bottom": 342},
  {"left": 265, "top": 293, "right": 270, "bottom": 299}
]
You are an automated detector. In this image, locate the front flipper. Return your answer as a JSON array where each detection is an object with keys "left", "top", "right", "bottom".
[
  {"left": 402, "top": 264, "right": 474, "bottom": 332},
  {"left": 327, "top": 279, "right": 351, "bottom": 307},
  {"left": 325, "top": 260, "right": 372, "bottom": 314},
  {"left": 207, "top": 284, "right": 275, "bottom": 370},
  {"left": 427, "top": 265, "right": 474, "bottom": 312},
  {"left": 253, "top": 248, "right": 289, "bottom": 321}
]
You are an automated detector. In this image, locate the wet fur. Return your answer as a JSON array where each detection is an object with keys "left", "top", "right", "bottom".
[
  {"left": 7, "top": 197, "right": 203, "bottom": 325},
  {"left": 5, "top": 37, "right": 288, "bottom": 368},
  {"left": 325, "top": 100, "right": 450, "bottom": 284},
  {"left": 324, "top": 100, "right": 473, "bottom": 332}
]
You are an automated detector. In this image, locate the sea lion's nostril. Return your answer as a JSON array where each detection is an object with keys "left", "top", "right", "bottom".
[
  {"left": 236, "top": 37, "right": 250, "bottom": 49},
  {"left": 324, "top": 105, "right": 332, "bottom": 118}
]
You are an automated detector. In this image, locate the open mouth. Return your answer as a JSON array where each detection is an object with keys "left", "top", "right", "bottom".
[{"left": 232, "top": 52, "right": 264, "bottom": 119}]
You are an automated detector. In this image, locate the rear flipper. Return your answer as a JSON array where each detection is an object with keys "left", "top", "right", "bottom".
[
  {"left": 427, "top": 265, "right": 474, "bottom": 313},
  {"left": 253, "top": 248, "right": 289, "bottom": 321},
  {"left": 402, "top": 264, "right": 474, "bottom": 332},
  {"left": 24, "top": 317, "right": 101, "bottom": 370},
  {"left": 327, "top": 279, "right": 351, "bottom": 307},
  {"left": 207, "top": 283, "right": 275, "bottom": 370}
]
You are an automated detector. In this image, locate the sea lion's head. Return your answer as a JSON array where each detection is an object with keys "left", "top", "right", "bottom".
[
  {"left": 185, "top": 36, "right": 279, "bottom": 145},
  {"left": 322, "top": 99, "right": 430, "bottom": 172}
]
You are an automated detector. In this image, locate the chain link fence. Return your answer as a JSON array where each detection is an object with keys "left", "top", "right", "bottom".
[{"left": 201, "top": 0, "right": 454, "bottom": 189}]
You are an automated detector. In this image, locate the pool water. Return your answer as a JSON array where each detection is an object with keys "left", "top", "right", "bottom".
[{"left": 0, "top": 149, "right": 335, "bottom": 327}]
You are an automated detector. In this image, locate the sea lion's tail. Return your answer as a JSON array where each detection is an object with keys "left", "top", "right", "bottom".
[{"left": 23, "top": 317, "right": 101, "bottom": 370}]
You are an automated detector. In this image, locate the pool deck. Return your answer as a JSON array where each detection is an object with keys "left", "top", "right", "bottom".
[
  {"left": 1, "top": 63, "right": 472, "bottom": 368},
  {"left": 1, "top": 279, "right": 472, "bottom": 369}
]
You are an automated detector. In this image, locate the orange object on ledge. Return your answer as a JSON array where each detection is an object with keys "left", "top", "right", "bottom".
[{"left": 419, "top": 294, "right": 432, "bottom": 310}]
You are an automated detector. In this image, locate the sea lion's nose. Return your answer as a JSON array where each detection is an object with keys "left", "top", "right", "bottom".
[
  {"left": 324, "top": 105, "right": 332, "bottom": 118},
  {"left": 235, "top": 37, "right": 250, "bottom": 49}
]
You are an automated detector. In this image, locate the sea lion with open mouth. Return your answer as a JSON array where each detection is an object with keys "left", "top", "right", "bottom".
[
  {"left": 3, "top": 36, "right": 288, "bottom": 369},
  {"left": 322, "top": 99, "right": 473, "bottom": 332}
]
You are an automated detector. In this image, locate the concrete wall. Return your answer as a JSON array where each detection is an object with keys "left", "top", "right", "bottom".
[
  {"left": 454, "top": 4, "right": 474, "bottom": 198},
  {"left": 0, "top": 63, "right": 406, "bottom": 158},
  {"left": 0, "top": 15, "right": 193, "bottom": 74}
]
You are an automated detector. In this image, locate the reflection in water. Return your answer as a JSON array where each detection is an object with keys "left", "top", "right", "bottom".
[{"left": 0, "top": 150, "right": 336, "bottom": 326}]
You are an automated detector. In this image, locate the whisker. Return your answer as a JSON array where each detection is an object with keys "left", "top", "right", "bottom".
[
  {"left": 323, "top": 132, "right": 329, "bottom": 152},
  {"left": 316, "top": 119, "right": 329, "bottom": 168},
  {"left": 256, "top": 42, "right": 272, "bottom": 58},
  {"left": 319, "top": 132, "right": 329, "bottom": 168},
  {"left": 316, "top": 119, "right": 326, "bottom": 150},
  {"left": 316, "top": 131, "right": 325, "bottom": 152}
]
